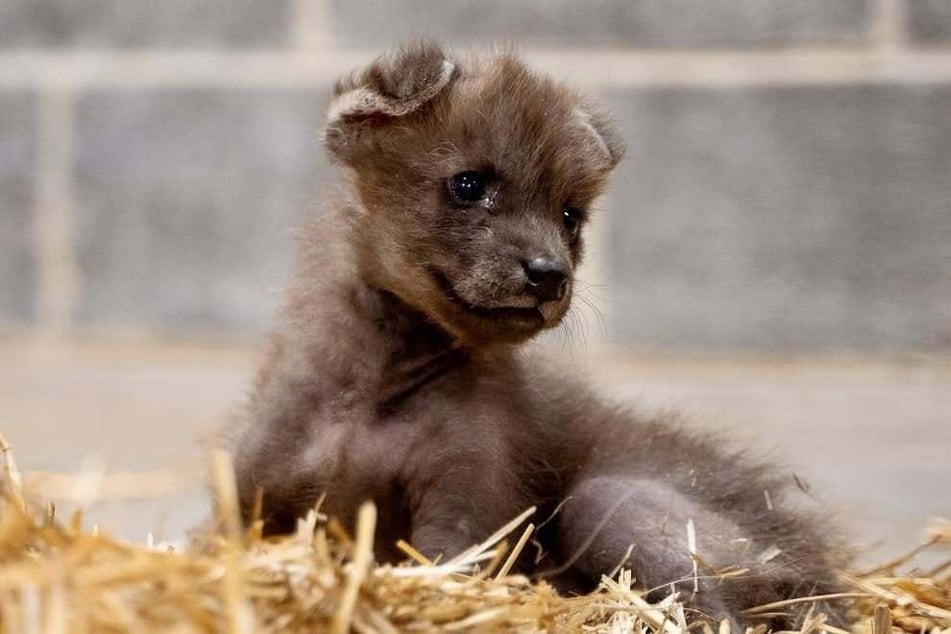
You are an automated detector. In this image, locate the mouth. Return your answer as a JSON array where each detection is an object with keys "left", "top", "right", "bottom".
[{"left": 428, "top": 268, "right": 545, "bottom": 326}]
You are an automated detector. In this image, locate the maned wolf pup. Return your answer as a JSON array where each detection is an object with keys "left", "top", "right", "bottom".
[{"left": 231, "top": 43, "right": 847, "bottom": 627}]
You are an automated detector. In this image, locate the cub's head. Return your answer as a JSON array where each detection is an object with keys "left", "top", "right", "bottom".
[{"left": 325, "top": 42, "right": 623, "bottom": 347}]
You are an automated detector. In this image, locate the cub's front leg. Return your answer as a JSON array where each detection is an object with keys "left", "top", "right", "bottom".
[{"left": 402, "top": 443, "right": 527, "bottom": 562}]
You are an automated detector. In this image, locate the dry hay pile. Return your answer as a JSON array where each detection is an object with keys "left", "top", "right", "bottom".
[{"left": 0, "top": 433, "right": 948, "bottom": 634}]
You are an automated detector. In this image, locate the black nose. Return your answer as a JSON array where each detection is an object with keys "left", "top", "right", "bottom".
[{"left": 523, "top": 257, "right": 568, "bottom": 302}]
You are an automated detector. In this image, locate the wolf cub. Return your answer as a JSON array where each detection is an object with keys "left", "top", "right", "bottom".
[{"left": 231, "top": 43, "right": 846, "bottom": 627}]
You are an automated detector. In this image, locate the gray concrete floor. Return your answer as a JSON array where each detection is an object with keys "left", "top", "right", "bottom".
[{"left": 1, "top": 338, "right": 948, "bottom": 568}]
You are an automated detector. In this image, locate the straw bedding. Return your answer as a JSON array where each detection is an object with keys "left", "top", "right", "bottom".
[{"left": 1, "top": 433, "right": 948, "bottom": 633}]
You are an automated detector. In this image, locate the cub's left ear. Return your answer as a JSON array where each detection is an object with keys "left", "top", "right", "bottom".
[
  {"left": 574, "top": 103, "right": 625, "bottom": 172},
  {"left": 324, "top": 42, "right": 457, "bottom": 164}
]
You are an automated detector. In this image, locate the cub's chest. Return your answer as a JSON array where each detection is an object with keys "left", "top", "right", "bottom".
[
  {"left": 347, "top": 367, "right": 522, "bottom": 462},
  {"left": 376, "top": 361, "right": 526, "bottom": 432},
  {"left": 297, "top": 358, "right": 531, "bottom": 486}
]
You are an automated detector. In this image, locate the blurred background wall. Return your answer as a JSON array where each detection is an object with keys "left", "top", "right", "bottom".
[{"left": 1, "top": 0, "right": 949, "bottom": 353}]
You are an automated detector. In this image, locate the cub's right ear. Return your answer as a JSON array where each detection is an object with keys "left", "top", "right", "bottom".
[{"left": 324, "top": 42, "right": 456, "bottom": 164}]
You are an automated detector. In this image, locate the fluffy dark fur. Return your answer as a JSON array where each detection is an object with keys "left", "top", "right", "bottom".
[{"left": 230, "top": 43, "right": 848, "bottom": 627}]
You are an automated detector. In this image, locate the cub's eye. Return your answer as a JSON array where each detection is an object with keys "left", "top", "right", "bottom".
[
  {"left": 562, "top": 205, "right": 582, "bottom": 239},
  {"left": 448, "top": 171, "right": 487, "bottom": 204}
]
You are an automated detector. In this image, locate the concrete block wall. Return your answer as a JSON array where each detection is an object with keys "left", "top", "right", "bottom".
[{"left": 1, "top": 0, "right": 949, "bottom": 351}]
